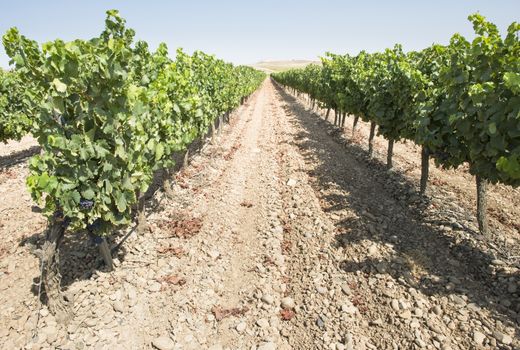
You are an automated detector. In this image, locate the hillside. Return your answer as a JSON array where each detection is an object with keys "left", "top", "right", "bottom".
[{"left": 249, "top": 60, "right": 320, "bottom": 73}]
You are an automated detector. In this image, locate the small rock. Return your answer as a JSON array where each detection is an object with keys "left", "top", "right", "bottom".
[
  {"left": 257, "top": 342, "right": 276, "bottom": 350},
  {"left": 236, "top": 321, "right": 247, "bottom": 333},
  {"left": 431, "top": 275, "right": 442, "bottom": 283},
  {"left": 415, "top": 338, "right": 426, "bottom": 348},
  {"left": 369, "top": 318, "right": 383, "bottom": 326},
  {"left": 208, "top": 250, "right": 220, "bottom": 260},
  {"left": 492, "top": 259, "right": 505, "bottom": 266},
  {"left": 36, "top": 333, "right": 47, "bottom": 344},
  {"left": 375, "top": 263, "right": 387, "bottom": 273},
  {"left": 256, "top": 318, "right": 269, "bottom": 329},
  {"left": 112, "top": 301, "right": 124, "bottom": 313},
  {"left": 41, "top": 326, "right": 57, "bottom": 344},
  {"left": 413, "top": 308, "right": 424, "bottom": 318},
  {"left": 281, "top": 297, "right": 295, "bottom": 309},
  {"left": 432, "top": 305, "right": 442, "bottom": 315},
  {"left": 39, "top": 309, "right": 49, "bottom": 318},
  {"left": 500, "top": 299, "right": 511, "bottom": 307},
  {"left": 341, "top": 304, "right": 358, "bottom": 314},
  {"left": 450, "top": 295, "right": 466, "bottom": 306},
  {"left": 399, "top": 310, "right": 412, "bottom": 319},
  {"left": 148, "top": 283, "right": 162, "bottom": 292},
  {"left": 316, "top": 286, "right": 327, "bottom": 294},
  {"left": 261, "top": 294, "right": 274, "bottom": 305},
  {"left": 368, "top": 245, "right": 378, "bottom": 256},
  {"left": 109, "top": 290, "right": 121, "bottom": 301},
  {"left": 473, "top": 331, "right": 486, "bottom": 345},
  {"left": 391, "top": 299, "right": 399, "bottom": 311},
  {"left": 152, "top": 336, "right": 175, "bottom": 350},
  {"left": 336, "top": 343, "right": 346, "bottom": 350},
  {"left": 286, "top": 179, "right": 297, "bottom": 187},
  {"left": 341, "top": 283, "right": 351, "bottom": 295},
  {"left": 448, "top": 276, "right": 461, "bottom": 285},
  {"left": 493, "top": 331, "right": 512, "bottom": 345},
  {"left": 84, "top": 318, "right": 97, "bottom": 327}
]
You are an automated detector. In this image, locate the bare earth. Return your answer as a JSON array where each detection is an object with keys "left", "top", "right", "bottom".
[{"left": 0, "top": 80, "right": 519, "bottom": 350}]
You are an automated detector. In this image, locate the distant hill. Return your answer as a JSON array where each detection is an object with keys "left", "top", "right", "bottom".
[{"left": 249, "top": 60, "right": 320, "bottom": 73}]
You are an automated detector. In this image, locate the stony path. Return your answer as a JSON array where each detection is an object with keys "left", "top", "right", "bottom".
[{"left": 0, "top": 80, "right": 519, "bottom": 350}]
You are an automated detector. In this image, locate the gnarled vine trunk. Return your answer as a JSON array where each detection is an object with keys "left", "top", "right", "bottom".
[
  {"left": 136, "top": 195, "right": 148, "bottom": 235},
  {"left": 368, "top": 122, "right": 376, "bottom": 157},
  {"left": 211, "top": 119, "right": 216, "bottom": 144},
  {"left": 420, "top": 147, "right": 429, "bottom": 194},
  {"left": 183, "top": 149, "right": 190, "bottom": 168},
  {"left": 163, "top": 168, "right": 175, "bottom": 198},
  {"left": 42, "top": 215, "right": 71, "bottom": 324},
  {"left": 476, "top": 175, "right": 489, "bottom": 236},
  {"left": 352, "top": 115, "right": 359, "bottom": 136},
  {"left": 387, "top": 139, "right": 394, "bottom": 169},
  {"left": 91, "top": 234, "right": 113, "bottom": 271},
  {"left": 218, "top": 114, "right": 224, "bottom": 136}
]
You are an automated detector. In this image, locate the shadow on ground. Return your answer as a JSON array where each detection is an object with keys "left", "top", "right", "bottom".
[
  {"left": 273, "top": 83, "right": 520, "bottom": 331},
  {"left": 0, "top": 145, "right": 40, "bottom": 170},
  {"left": 19, "top": 114, "right": 232, "bottom": 311}
]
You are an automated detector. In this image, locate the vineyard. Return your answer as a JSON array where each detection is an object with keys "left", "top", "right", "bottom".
[
  {"left": 272, "top": 14, "right": 520, "bottom": 239},
  {"left": 0, "top": 8, "right": 519, "bottom": 350},
  {"left": 2, "top": 9, "right": 264, "bottom": 323}
]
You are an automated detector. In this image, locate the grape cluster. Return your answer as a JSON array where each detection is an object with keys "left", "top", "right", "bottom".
[{"left": 79, "top": 199, "right": 94, "bottom": 210}]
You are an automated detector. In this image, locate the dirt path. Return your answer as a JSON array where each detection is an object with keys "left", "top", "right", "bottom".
[{"left": 0, "top": 80, "right": 519, "bottom": 350}]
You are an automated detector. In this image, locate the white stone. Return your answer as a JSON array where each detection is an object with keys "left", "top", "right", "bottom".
[
  {"left": 493, "top": 331, "right": 512, "bottom": 345},
  {"left": 152, "top": 336, "right": 175, "bottom": 350},
  {"left": 473, "top": 331, "right": 485, "bottom": 345},
  {"left": 281, "top": 297, "right": 295, "bottom": 309},
  {"left": 368, "top": 245, "right": 378, "bottom": 256},
  {"left": 261, "top": 294, "right": 274, "bottom": 305},
  {"left": 257, "top": 342, "right": 276, "bottom": 350},
  {"left": 256, "top": 318, "right": 269, "bottom": 328},
  {"left": 286, "top": 179, "right": 297, "bottom": 187},
  {"left": 236, "top": 321, "right": 247, "bottom": 333}
]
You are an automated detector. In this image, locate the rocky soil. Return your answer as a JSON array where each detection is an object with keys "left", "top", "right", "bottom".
[{"left": 0, "top": 80, "right": 518, "bottom": 349}]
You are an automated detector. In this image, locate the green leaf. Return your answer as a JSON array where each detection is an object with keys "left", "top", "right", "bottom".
[
  {"left": 3, "top": 14, "right": 265, "bottom": 235},
  {"left": 115, "top": 192, "right": 127, "bottom": 212},
  {"left": 81, "top": 188, "right": 96, "bottom": 200},
  {"left": 71, "top": 190, "right": 81, "bottom": 204},
  {"left": 488, "top": 122, "right": 497, "bottom": 135},
  {"left": 52, "top": 78, "right": 67, "bottom": 93},
  {"left": 504, "top": 72, "right": 520, "bottom": 94},
  {"left": 155, "top": 143, "right": 164, "bottom": 161}
]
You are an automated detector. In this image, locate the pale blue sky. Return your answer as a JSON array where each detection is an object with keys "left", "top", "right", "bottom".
[{"left": 0, "top": 0, "right": 519, "bottom": 67}]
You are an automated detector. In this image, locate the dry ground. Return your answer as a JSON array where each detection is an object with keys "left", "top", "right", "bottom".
[{"left": 0, "top": 79, "right": 518, "bottom": 350}]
